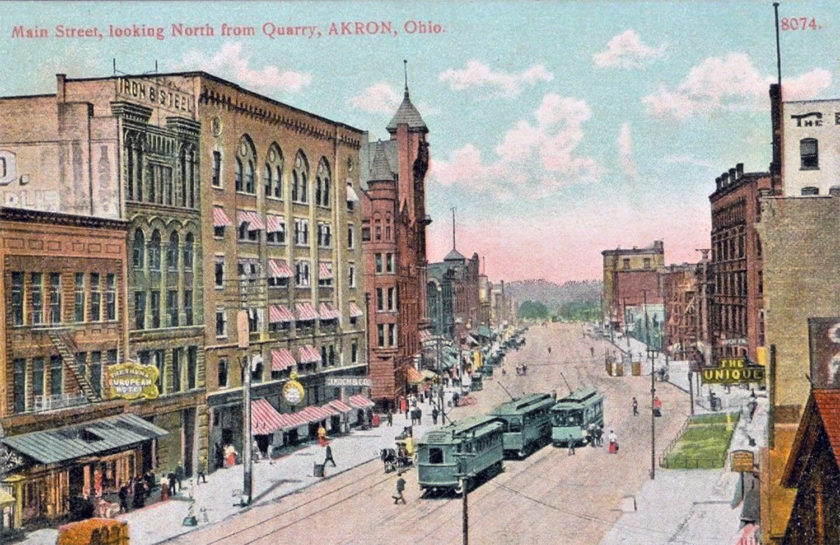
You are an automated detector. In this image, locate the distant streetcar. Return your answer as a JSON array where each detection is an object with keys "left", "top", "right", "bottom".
[
  {"left": 416, "top": 414, "right": 504, "bottom": 495},
  {"left": 490, "top": 392, "right": 556, "bottom": 458},
  {"left": 551, "top": 387, "right": 604, "bottom": 446}
]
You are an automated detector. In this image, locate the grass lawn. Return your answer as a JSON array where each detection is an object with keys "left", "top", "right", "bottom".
[{"left": 662, "top": 412, "right": 740, "bottom": 469}]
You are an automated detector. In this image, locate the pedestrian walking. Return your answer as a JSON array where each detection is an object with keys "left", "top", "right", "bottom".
[
  {"left": 590, "top": 346, "right": 595, "bottom": 357},
  {"left": 632, "top": 397, "right": 638, "bottom": 416},
  {"left": 324, "top": 443, "right": 336, "bottom": 467},
  {"left": 197, "top": 456, "right": 207, "bottom": 484},
  {"left": 393, "top": 474, "right": 407, "bottom": 504},
  {"left": 167, "top": 470, "right": 177, "bottom": 496},
  {"left": 118, "top": 482, "right": 130, "bottom": 513},
  {"left": 387, "top": 410, "right": 393, "bottom": 427},
  {"left": 567, "top": 436, "right": 575, "bottom": 456},
  {"left": 548, "top": 346, "right": 552, "bottom": 355},
  {"left": 404, "top": 404, "right": 410, "bottom": 421},
  {"left": 132, "top": 475, "right": 147, "bottom": 508},
  {"left": 432, "top": 407, "right": 439, "bottom": 425},
  {"left": 175, "top": 461, "right": 185, "bottom": 491},
  {"left": 160, "top": 474, "right": 169, "bottom": 501},
  {"left": 415, "top": 407, "right": 422, "bottom": 426},
  {"left": 653, "top": 395, "right": 662, "bottom": 417},
  {"left": 608, "top": 430, "right": 618, "bottom": 454},
  {"left": 522, "top": 363, "right": 527, "bottom": 375}
]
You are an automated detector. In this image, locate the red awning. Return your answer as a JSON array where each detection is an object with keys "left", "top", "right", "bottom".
[
  {"left": 266, "top": 215, "right": 285, "bottom": 233},
  {"left": 319, "top": 403, "right": 340, "bottom": 416},
  {"left": 329, "top": 399, "right": 353, "bottom": 413},
  {"left": 212, "top": 206, "right": 232, "bottom": 227},
  {"left": 251, "top": 399, "right": 286, "bottom": 435},
  {"left": 349, "top": 302, "right": 364, "bottom": 318},
  {"left": 299, "top": 344, "right": 322, "bottom": 364},
  {"left": 298, "top": 405, "right": 333, "bottom": 423},
  {"left": 319, "top": 262, "right": 333, "bottom": 280},
  {"left": 236, "top": 210, "right": 265, "bottom": 230},
  {"left": 268, "top": 259, "right": 293, "bottom": 279},
  {"left": 348, "top": 394, "right": 375, "bottom": 409},
  {"left": 270, "top": 349, "right": 296, "bottom": 371},
  {"left": 295, "top": 302, "right": 319, "bottom": 321},
  {"left": 319, "top": 302, "right": 340, "bottom": 320},
  {"left": 279, "top": 411, "right": 309, "bottom": 430},
  {"left": 406, "top": 366, "right": 424, "bottom": 384},
  {"left": 269, "top": 305, "right": 295, "bottom": 324}
]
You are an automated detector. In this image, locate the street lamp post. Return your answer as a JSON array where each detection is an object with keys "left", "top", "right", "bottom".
[{"left": 642, "top": 289, "right": 655, "bottom": 480}]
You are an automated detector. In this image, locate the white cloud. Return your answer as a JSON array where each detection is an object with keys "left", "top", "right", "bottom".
[
  {"left": 175, "top": 42, "right": 312, "bottom": 93},
  {"left": 643, "top": 53, "right": 831, "bottom": 119},
  {"left": 438, "top": 60, "right": 554, "bottom": 98},
  {"left": 431, "top": 93, "right": 602, "bottom": 200},
  {"left": 618, "top": 123, "right": 637, "bottom": 181},
  {"left": 662, "top": 154, "right": 717, "bottom": 169},
  {"left": 594, "top": 30, "right": 666, "bottom": 68},
  {"left": 347, "top": 82, "right": 400, "bottom": 113}
]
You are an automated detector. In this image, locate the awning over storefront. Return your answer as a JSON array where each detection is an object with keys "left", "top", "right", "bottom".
[
  {"left": 236, "top": 210, "right": 265, "bottom": 230},
  {"left": 1, "top": 413, "right": 168, "bottom": 465},
  {"left": 269, "top": 304, "right": 295, "bottom": 324},
  {"left": 212, "top": 206, "right": 232, "bottom": 227},
  {"left": 349, "top": 302, "right": 364, "bottom": 318},
  {"left": 319, "top": 262, "right": 333, "bottom": 280},
  {"left": 252, "top": 399, "right": 287, "bottom": 435},
  {"left": 348, "top": 395, "right": 375, "bottom": 409},
  {"left": 266, "top": 215, "right": 285, "bottom": 233},
  {"left": 295, "top": 302, "right": 319, "bottom": 321},
  {"left": 319, "top": 302, "right": 340, "bottom": 320},
  {"left": 271, "top": 349, "right": 296, "bottom": 371},
  {"left": 406, "top": 366, "right": 424, "bottom": 384},
  {"left": 299, "top": 345, "right": 322, "bottom": 364},
  {"left": 346, "top": 182, "right": 360, "bottom": 203},
  {"left": 298, "top": 405, "right": 333, "bottom": 423},
  {"left": 279, "top": 411, "right": 309, "bottom": 430},
  {"left": 329, "top": 399, "right": 353, "bottom": 413},
  {"left": 421, "top": 369, "right": 437, "bottom": 380},
  {"left": 269, "top": 259, "right": 293, "bottom": 279}
]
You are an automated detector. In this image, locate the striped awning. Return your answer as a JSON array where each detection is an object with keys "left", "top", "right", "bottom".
[
  {"left": 329, "top": 399, "right": 353, "bottom": 413},
  {"left": 237, "top": 210, "right": 265, "bottom": 230},
  {"left": 320, "top": 403, "right": 340, "bottom": 416},
  {"left": 271, "top": 348, "right": 296, "bottom": 371},
  {"left": 298, "top": 405, "right": 333, "bottom": 423},
  {"left": 212, "top": 206, "right": 232, "bottom": 227},
  {"left": 268, "top": 259, "right": 293, "bottom": 279},
  {"left": 346, "top": 183, "right": 360, "bottom": 203},
  {"left": 319, "top": 302, "right": 340, "bottom": 320},
  {"left": 348, "top": 394, "right": 375, "bottom": 409},
  {"left": 319, "top": 262, "right": 333, "bottom": 280},
  {"left": 295, "top": 302, "right": 319, "bottom": 321},
  {"left": 251, "top": 399, "right": 286, "bottom": 435},
  {"left": 406, "top": 366, "right": 424, "bottom": 384},
  {"left": 279, "top": 411, "right": 309, "bottom": 430},
  {"left": 299, "top": 344, "right": 322, "bottom": 364},
  {"left": 349, "top": 302, "right": 364, "bottom": 318},
  {"left": 266, "top": 214, "right": 285, "bottom": 233},
  {"left": 269, "top": 305, "right": 295, "bottom": 324}
]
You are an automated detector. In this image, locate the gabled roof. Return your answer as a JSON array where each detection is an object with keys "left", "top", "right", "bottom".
[
  {"left": 782, "top": 389, "right": 840, "bottom": 486},
  {"left": 387, "top": 90, "right": 428, "bottom": 133},
  {"left": 444, "top": 248, "right": 466, "bottom": 262}
]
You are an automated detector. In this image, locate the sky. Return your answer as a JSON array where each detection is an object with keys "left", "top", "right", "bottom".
[{"left": 1, "top": 1, "right": 837, "bottom": 284}]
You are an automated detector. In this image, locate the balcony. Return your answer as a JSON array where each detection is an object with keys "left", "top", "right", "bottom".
[{"left": 33, "top": 392, "right": 89, "bottom": 412}]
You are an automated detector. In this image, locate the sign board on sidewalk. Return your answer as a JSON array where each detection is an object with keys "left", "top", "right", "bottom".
[
  {"left": 325, "top": 377, "right": 372, "bottom": 387},
  {"left": 731, "top": 449, "right": 754, "bottom": 472}
]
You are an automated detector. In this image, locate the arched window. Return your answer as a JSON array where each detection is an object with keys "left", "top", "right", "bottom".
[
  {"left": 133, "top": 229, "right": 145, "bottom": 269},
  {"left": 180, "top": 147, "right": 188, "bottom": 207},
  {"left": 236, "top": 136, "right": 257, "bottom": 194},
  {"left": 385, "top": 213, "right": 392, "bottom": 241},
  {"left": 135, "top": 142, "right": 144, "bottom": 202},
  {"left": 800, "top": 138, "right": 819, "bottom": 169},
  {"left": 184, "top": 233, "right": 194, "bottom": 270},
  {"left": 126, "top": 136, "right": 134, "bottom": 200},
  {"left": 245, "top": 159, "right": 255, "bottom": 193},
  {"left": 266, "top": 144, "right": 283, "bottom": 199},
  {"left": 167, "top": 232, "right": 179, "bottom": 271},
  {"left": 235, "top": 157, "right": 243, "bottom": 192},
  {"left": 316, "top": 158, "right": 331, "bottom": 207},
  {"left": 264, "top": 161, "right": 272, "bottom": 197},
  {"left": 149, "top": 230, "right": 161, "bottom": 271},
  {"left": 293, "top": 151, "right": 309, "bottom": 203}
]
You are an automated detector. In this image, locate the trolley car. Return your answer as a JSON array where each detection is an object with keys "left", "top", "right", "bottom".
[
  {"left": 490, "top": 392, "right": 557, "bottom": 458},
  {"left": 550, "top": 387, "right": 604, "bottom": 447},
  {"left": 416, "top": 414, "right": 504, "bottom": 494}
]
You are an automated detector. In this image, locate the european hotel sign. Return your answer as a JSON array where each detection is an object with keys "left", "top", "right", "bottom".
[
  {"left": 701, "top": 357, "right": 765, "bottom": 385},
  {"left": 109, "top": 361, "right": 160, "bottom": 400}
]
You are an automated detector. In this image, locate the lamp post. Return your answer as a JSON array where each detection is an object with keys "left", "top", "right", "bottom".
[
  {"left": 642, "top": 289, "right": 655, "bottom": 480},
  {"left": 622, "top": 297, "right": 630, "bottom": 348}
]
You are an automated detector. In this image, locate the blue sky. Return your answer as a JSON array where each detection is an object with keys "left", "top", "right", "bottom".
[{"left": 1, "top": 1, "right": 837, "bottom": 283}]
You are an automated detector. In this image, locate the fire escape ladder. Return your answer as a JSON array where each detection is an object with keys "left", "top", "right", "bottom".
[{"left": 46, "top": 328, "right": 100, "bottom": 403}]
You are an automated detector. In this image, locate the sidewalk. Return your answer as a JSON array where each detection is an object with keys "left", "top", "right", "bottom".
[{"left": 20, "top": 399, "right": 444, "bottom": 545}]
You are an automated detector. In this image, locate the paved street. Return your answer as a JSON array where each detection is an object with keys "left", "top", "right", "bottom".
[{"left": 158, "top": 322, "right": 690, "bottom": 545}]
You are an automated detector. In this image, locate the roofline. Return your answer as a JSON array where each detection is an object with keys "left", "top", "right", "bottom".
[
  {"left": 0, "top": 207, "right": 128, "bottom": 230},
  {"left": 0, "top": 93, "right": 56, "bottom": 101},
  {"left": 709, "top": 171, "right": 771, "bottom": 200},
  {"left": 783, "top": 97, "right": 840, "bottom": 105}
]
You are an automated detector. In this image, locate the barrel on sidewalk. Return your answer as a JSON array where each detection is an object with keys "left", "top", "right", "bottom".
[{"left": 313, "top": 462, "right": 325, "bottom": 477}]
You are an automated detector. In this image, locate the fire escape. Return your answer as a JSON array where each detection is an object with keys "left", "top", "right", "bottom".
[{"left": 46, "top": 328, "right": 102, "bottom": 404}]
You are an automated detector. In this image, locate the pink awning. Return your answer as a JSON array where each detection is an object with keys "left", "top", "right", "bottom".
[
  {"left": 320, "top": 403, "right": 339, "bottom": 416},
  {"left": 349, "top": 302, "right": 364, "bottom": 318},
  {"left": 279, "top": 411, "right": 309, "bottom": 430},
  {"left": 295, "top": 302, "right": 319, "bottom": 321},
  {"left": 251, "top": 399, "right": 286, "bottom": 435},
  {"left": 212, "top": 206, "right": 232, "bottom": 227},
  {"left": 271, "top": 349, "right": 296, "bottom": 371},
  {"left": 269, "top": 305, "right": 295, "bottom": 324},
  {"left": 266, "top": 215, "right": 285, "bottom": 233},
  {"left": 236, "top": 210, "right": 265, "bottom": 230},
  {"left": 319, "top": 262, "right": 333, "bottom": 280},
  {"left": 348, "top": 394, "right": 375, "bottom": 409},
  {"left": 268, "top": 259, "right": 293, "bottom": 279},
  {"left": 319, "top": 302, "right": 340, "bottom": 320},
  {"left": 329, "top": 399, "right": 353, "bottom": 413},
  {"left": 299, "top": 344, "right": 322, "bottom": 364}
]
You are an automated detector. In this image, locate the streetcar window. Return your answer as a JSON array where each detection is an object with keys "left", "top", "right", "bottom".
[
  {"left": 429, "top": 448, "right": 443, "bottom": 464},
  {"left": 509, "top": 417, "right": 522, "bottom": 432}
]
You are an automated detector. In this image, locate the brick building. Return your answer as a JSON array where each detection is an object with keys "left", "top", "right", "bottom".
[
  {"left": 427, "top": 249, "right": 481, "bottom": 353},
  {"left": 361, "top": 83, "right": 431, "bottom": 408},
  {"left": 661, "top": 263, "right": 701, "bottom": 362}
]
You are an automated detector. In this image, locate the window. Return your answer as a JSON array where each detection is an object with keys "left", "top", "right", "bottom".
[
  {"left": 361, "top": 226, "right": 371, "bottom": 242},
  {"left": 50, "top": 355, "right": 63, "bottom": 395},
  {"left": 214, "top": 224, "right": 225, "bottom": 239},
  {"left": 90, "top": 352, "right": 102, "bottom": 397},
  {"left": 622, "top": 258, "right": 630, "bottom": 270},
  {"left": 13, "top": 359, "right": 25, "bottom": 413},
  {"left": 375, "top": 253, "right": 383, "bottom": 273},
  {"left": 239, "top": 219, "right": 260, "bottom": 242},
  {"left": 149, "top": 230, "right": 161, "bottom": 271},
  {"left": 318, "top": 223, "right": 332, "bottom": 247},
  {"left": 348, "top": 264, "right": 356, "bottom": 288},
  {"left": 351, "top": 341, "right": 358, "bottom": 363},
  {"left": 218, "top": 358, "right": 229, "bottom": 389},
  {"left": 32, "top": 357, "right": 44, "bottom": 400},
  {"left": 294, "top": 218, "right": 310, "bottom": 246},
  {"left": 377, "top": 288, "right": 384, "bottom": 311},
  {"left": 245, "top": 159, "right": 255, "bottom": 193},
  {"left": 316, "top": 158, "right": 331, "bottom": 207},
  {"left": 167, "top": 232, "right": 179, "bottom": 271},
  {"left": 212, "top": 151, "right": 222, "bottom": 187},
  {"left": 388, "top": 287, "right": 397, "bottom": 311},
  {"left": 429, "top": 448, "right": 444, "bottom": 464},
  {"left": 11, "top": 271, "right": 23, "bottom": 325},
  {"left": 292, "top": 151, "right": 309, "bottom": 203},
  {"left": 801, "top": 186, "right": 820, "bottom": 196},
  {"left": 235, "top": 157, "right": 243, "bottom": 191},
  {"left": 267, "top": 216, "right": 286, "bottom": 244},
  {"left": 89, "top": 273, "right": 101, "bottom": 321},
  {"left": 347, "top": 225, "right": 354, "bottom": 249},
  {"left": 184, "top": 290, "right": 193, "bottom": 326},
  {"left": 168, "top": 290, "right": 179, "bottom": 326},
  {"left": 49, "top": 273, "right": 61, "bottom": 323},
  {"left": 75, "top": 273, "right": 85, "bottom": 323},
  {"left": 388, "top": 323, "right": 398, "bottom": 346},
  {"left": 318, "top": 263, "right": 333, "bottom": 287},
  {"left": 216, "top": 309, "right": 227, "bottom": 338},
  {"left": 385, "top": 214, "right": 392, "bottom": 241},
  {"left": 247, "top": 308, "right": 262, "bottom": 333},
  {"left": 150, "top": 290, "right": 160, "bottom": 328},
  {"left": 153, "top": 350, "right": 165, "bottom": 393},
  {"left": 264, "top": 162, "right": 272, "bottom": 197},
  {"left": 172, "top": 348, "right": 182, "bottom": 393},
  {"left": 188, "top": 346, "right": 197, "bottom": 390},
  {"left": 386, "top": 253, "right": 395, "bottom": 273},
  {"left": 328, "top": 345, "right": 336, "bottom": 366},
  {"left": 377, "top": 324, "right": 385, "bottom": 347},
  {"left": 105, "top": 274, "right": 116, "bottom": 320},
  {"left": 295, "top": 261, "right": 310, "bottom": 287},
  {"left": 75, "top": 352, "right": 87, "bottom": 388},
  {"left": 643, "top": 258, "right": 651, "bottom": 270},
  {"left": 133, "top": 229, "right": 145, "bottom": 269},
  {"left": 31, "top": 272, "right": 43, "bottom": 324},
  {"left": 184, "top": 233, "right": 194, "bottom": 270},
  {"left": 800, "top": 138, "right": 819, "bottom": 169}
]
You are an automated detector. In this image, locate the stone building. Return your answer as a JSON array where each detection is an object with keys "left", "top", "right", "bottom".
[{"left": 427, "top": 249, "right": 481, "bottom": 348}]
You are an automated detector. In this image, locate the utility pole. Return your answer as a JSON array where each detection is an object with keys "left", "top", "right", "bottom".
[
  {"left": 461, "top": 475, "right": 469, "bottom": 545},
  {"left": 643, "top": 289, "right": 655, "bottom": 480},
  {"left": 237, "top": 274, "right": 253, "bottom": 505}
]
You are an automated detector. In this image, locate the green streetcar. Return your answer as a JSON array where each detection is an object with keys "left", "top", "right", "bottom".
[
  {"left": 416, "top": 414, "right": 504, "bottom": 494},
  {"left": 490, "top": 392, "right": 557, "bottom": 458},
  {"left": 550, "top": 387, "right": 604, "bottom": 447}
]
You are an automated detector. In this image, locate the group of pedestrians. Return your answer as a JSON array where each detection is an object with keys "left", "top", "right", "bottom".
[{"left": 116, "top": 461, "right": 186, "bottom": 514}]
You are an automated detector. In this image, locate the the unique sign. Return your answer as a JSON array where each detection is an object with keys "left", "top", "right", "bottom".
[
  {"left": 325, "top": 377, "right": 372, "bottom": 387},
  {"left": 283, "top": 372, "right": 305, "bottom": 406},
  {"left": 701, "top": 357, "right": 765, "bottom": 384},
  {"left": 109, "top": 361, "right": 159, "bottom": 400},
  {"left": 808, "top": 317, "right": 840, "bottom": 389},
  {"left": 731, "top": 449, "right": 755, "bottom": 472}
]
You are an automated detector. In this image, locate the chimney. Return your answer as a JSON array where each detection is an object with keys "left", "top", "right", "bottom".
[
  {"left": 56, "top": 73, "right": 66, "bottom": 102},
  {"left": 729, "top": 168, "right": 737, "bottom": 183},
  {"left": 716, "top": 176, "right": 722, "bottom": 191},
  {"left": 722, "top": 172, "right": 730, "bottom": 186},
  {"left": 736, "top": 163, "right": 744, "bottom": 179}
]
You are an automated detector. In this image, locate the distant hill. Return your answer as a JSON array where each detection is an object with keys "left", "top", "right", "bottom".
[{"left": 506, "top": 279, "right": 602, "bottom": 315}]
